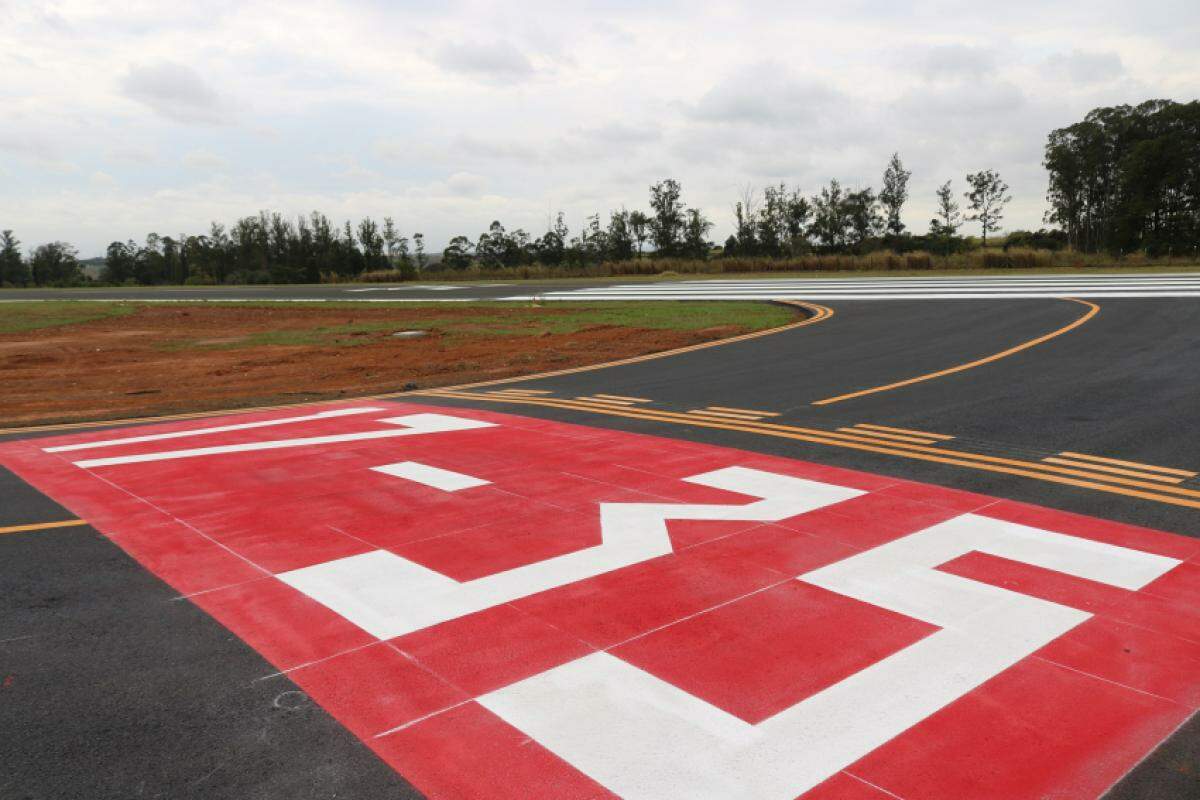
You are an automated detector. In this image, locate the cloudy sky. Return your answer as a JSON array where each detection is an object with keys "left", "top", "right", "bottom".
[{"left": 3, "top": 1, "right": 1198, "bottom": 256}]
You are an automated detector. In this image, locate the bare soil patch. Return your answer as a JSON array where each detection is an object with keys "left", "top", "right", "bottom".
[{"left": 0, "top": 302, "right": 793, "bottom": 426}]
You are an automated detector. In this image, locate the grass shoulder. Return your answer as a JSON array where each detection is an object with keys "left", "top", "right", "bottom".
[{"left": 0, "top": 300, "right": 800, "bottom": 427}]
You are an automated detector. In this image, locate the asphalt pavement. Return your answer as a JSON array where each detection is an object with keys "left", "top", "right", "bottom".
[{"left": 2, "top": 290, "right": 1197, "bottom": 799}]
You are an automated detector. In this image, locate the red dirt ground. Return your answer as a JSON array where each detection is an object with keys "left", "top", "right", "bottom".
[{"left": 0, "top": 305, "right": 778, "bottom": 426}]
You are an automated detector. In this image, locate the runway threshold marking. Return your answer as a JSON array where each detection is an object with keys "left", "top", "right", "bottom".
[
  {"left": 0, "top": 519, "right": 87, "bottom": 536},
  {"left": 416, "top": 390, "right": 1200, "bottom": 510},
  {"left": 5, "top": 401, "right": 1197, "bottom": 800},
  {"left": 811, "top": 298, "right": 1099, "bottom": 406},
  {"left": 0, "top": 302, "right": 831, "bottom": 437}
]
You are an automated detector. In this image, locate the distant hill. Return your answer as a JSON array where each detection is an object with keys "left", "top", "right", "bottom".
[{"left": 79, "top": 257, "right": 105, "bottom": 279}]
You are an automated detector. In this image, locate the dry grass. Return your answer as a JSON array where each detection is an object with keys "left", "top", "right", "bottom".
[{"left": 355, "top": 250, "right": 1199, "bottom": 283}]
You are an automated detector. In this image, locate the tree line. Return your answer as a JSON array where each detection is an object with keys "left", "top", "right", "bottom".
[
  {"left": 441, "top": 179, "right": 713, "bottom": 271},
  {"left": 1044, "top": 99, "right": 1200, "bottom": 255},
  {"left": 1, "top": 214, "right": 434, "bottom": 287},
  {"left": 96, "top": 212, "right": 431, "bottom": 286},
  {"left": 0, "top": 170, "right": 1036, "bottom": 287},
  {"left": 1, "top": 99, "right": 1193, "bottom": 287},
  {"left": 723, "top": 157, "right": 1014, "bottom": 258}
]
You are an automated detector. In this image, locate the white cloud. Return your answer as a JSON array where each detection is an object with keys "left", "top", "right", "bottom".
[
  {"left": 119, "top": 62, "right": 225, "bottom": 124},
  {"left": 0, "top": 128, "right": 60, "bottom": 161},
  {"left": 451, "top": 135, "right": 541, "bottom": 161},
  {"left": 1, "top": 0, "right": 1198, "bottom": 254},
  {"left": 915, "top": 45, "right": 999, "bottom": 82},
  {"left": 575, "top": 122, "right": 661, "bottom": 146},
  {"left": 1043, "top": 50, "right": 1126, "bottom": 84},
  {"left": 182, "top": 150, "right": 230, "bottom": 171},
  {"left": 688, "top": 64, "right": 843, "bottom": 127},
  {"left": 445, "top": 172, "right": 488, "bottom": 197},
  {"left": 432, "top": 40, "right": 536, "bottom": 83}
]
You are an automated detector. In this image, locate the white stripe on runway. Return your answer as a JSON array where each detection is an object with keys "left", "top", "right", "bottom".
[
  {"left": 517, "top": 291, "right": 1200, "bottom": 300},
  {"left": 43, "top": 407, "right": 386, "bottom": 453},
  {"left": 72, "top": 413, "right": 496, "bottom": 468},
  {"left": 514, "top": 274, "right": 1200, "bottom": 301}
]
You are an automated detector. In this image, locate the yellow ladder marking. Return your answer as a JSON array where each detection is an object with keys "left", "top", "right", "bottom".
[
  {"left": 1058, "top": 451, "right": 1196, "bottom": 478},
  {"left": 840, "top": 427, "right": 939, "bottom": 446},
  {"left": 854, "top": 423, "right": 954, "bottom": 441}
]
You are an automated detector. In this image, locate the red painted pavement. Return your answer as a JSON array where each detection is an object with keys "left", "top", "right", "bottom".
[{"left": 3, "top": 400, "right": 1198, "bottom": 799}]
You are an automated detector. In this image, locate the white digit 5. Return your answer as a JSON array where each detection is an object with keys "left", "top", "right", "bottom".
[{"left": 480, "top": 514, "right": 1181, "bottom": 800}]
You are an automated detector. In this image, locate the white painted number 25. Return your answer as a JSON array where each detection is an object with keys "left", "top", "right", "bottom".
[
  {"left": 79, "top": 412, "right": 1178, "bottom": 800},
  {"left": 273, "top": 416, "right": 1180, "bottom": 799}
]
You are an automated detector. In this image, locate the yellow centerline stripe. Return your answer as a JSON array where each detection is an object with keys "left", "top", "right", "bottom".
[
  {"left": 812, "top": 298, "right": 1099, "bottom": 405},
  {"left": 0, "top": 301, "right": 831, "bottom": 436},
  {"left": 593, "top": 394, "right": 651, "bottom": 403},
  {"left": 0, "top": 519, "right": 88, "bottom": 535},
  {"left": 854, "top": 423, "right": 954, "bottom": 441},
  {"left": 706, "top": 406, "right": 781, "bottom": 417},
  {"left": 1058, "top": 451, "right": 1197, "bottom": 478},
  {"left": 838, "top": 427, "right": 939, "bottom": 445},
  {"left": 416, "top": 390, "right": 1200, "bottom": 510},
  {"left": 490, "top": 389, "right": 553, "bottom": 395},
  {"left": 1044, "top": 457, "right": 1183, "bottom": 484}
]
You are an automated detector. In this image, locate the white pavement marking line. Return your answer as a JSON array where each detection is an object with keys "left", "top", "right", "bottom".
[
  {"left": 344, "top": 284, "right": 510, "bottom": 292},
  {"left": 370, "top": 461, "right": 492, "bottom": 492},
  {"left": 507, "top": 273, "right": 1200, "bottom": 300},
  {"left": 71, "top": 414, "right": 496, "bottom": 468},
  {"left": 279, "top": 467, "right": 862, "bottom": 640},
  {"left": 481, "top": 514, "right": 1182, "bottom": 800},
  {"left": 43, "top": 407, "right": 386, "bottom": 453}
]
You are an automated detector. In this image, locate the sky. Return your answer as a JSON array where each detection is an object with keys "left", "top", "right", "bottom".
[{"left": 2, "top": 1, "right": 1198, "bottom": 257}]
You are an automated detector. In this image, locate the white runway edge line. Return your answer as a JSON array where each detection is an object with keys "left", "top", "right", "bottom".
[
  {"left": 547, "top": 282, "right": 1200, "bottom": 290},
  {"left": 481, "top": 514, "right": 1181, "bottom": 800},
  {"left": 560, "top": 280, "right": 1200, "bottom": 288},
  {"left": 43, "top": 407, "right": 385, "bottom": 453},
  {"left": 70, "top": 413, "right": 495, "bottom": 468},
  {"left": 518, "top": 273, "right": 1200, "bottom": 300},
  {"left": 507, "top": 293, "right": 1200, "bottom": 300},
  {"left": 344, "top": 283, "right": 511, "bottom": 292}
]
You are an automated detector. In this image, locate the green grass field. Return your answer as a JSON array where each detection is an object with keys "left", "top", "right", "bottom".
[
  {"left": 0, "top": 301, "right": 797, "bottom": 347},
  {"left": 181, "top": 301, "right": 797, "bottom": 349},
  {"left": 0, "top": 301, "right": 138, "bottom": 334}
]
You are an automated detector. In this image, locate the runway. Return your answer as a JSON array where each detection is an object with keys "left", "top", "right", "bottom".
[
  {"left": 4, "top": 270, "right": 1200, "bottom": 303},
  {"left": 2, "top": 292, "right": 1198, "bottom": 799},
  {"left": 531, "top": 273, "right": 1200, "bottom": 300}
]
